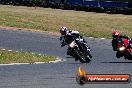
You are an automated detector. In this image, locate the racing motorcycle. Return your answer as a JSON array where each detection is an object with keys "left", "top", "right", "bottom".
[
  {"left": 116, "top": 38, "right": 132, "bottom": 60},
  {"left": 67, "top": 39, "right": 92, "bottom": 63}
]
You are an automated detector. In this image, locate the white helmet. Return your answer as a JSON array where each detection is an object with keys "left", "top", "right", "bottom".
[{"left": 60, "top": 26, "right": 68, "bottom": 35}]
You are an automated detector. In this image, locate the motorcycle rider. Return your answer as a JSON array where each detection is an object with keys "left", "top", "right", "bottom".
[
  {"left": 59, "top": 26, "right": 91, "bottom": 60},
  {"left": 112, "top": 31, "right": 132, "bottom": 50}
]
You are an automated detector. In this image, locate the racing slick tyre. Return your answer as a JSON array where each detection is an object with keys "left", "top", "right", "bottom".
[
  {"left": 116, "top": 52, "right": 123, "bottom": 58},
  {"left": 124, "top": 50, "right": 132, "bottom": 60},
  {"left": 89, "top": 53, "right": 92, "bottom": 58}
]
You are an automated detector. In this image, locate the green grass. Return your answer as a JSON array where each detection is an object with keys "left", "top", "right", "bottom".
[
  {"left": 0, "top": 50, "right": 56, "bottom": 64},
  {"left": 0, "top": 5, "right": 132, "bottom": 38}
]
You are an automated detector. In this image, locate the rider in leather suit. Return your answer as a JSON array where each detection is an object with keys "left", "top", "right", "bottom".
[
  {"left": 59, "top": 27, "right": 91, "bottom": 60},
  {"left": 112, "top": 31, "right": 132, "bottom": 50}
]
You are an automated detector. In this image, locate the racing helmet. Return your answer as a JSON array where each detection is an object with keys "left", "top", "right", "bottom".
[
  {"left": 112, "top": 31, "right": 120, "bottom": 38},
  {"left": 60, "top": 26, "right": 68, "bottom": 35}
]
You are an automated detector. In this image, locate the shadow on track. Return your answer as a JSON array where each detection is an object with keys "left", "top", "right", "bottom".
[
  {"left": 101, "top": 61, "right": 132, "bottom": 63},
  {"left": 66, "top": 56, "right": 73, "bottom": 58},
  {"left": 66, "top": 62, "right": 82, "bottom": 65}
]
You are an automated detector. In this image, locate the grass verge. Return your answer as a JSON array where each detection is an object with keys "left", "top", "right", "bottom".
[
  {"left": 0, "top": 50, "right": 56, "bottom": 64},
  {"left": 0, "top": 5, "right": 132, "bottom": 38}
]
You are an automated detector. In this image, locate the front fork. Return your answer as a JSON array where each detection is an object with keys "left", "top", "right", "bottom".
[
  {"left": 81, "top": 43, "right": 92, "bottom": 58},
  {"left": 68, "top": 47, "right": 81, "bottom": 60}
]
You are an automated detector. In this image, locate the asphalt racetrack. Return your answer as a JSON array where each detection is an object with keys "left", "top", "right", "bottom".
[{"left": 0, "top": 28, "right": 132, "bottom": 88}]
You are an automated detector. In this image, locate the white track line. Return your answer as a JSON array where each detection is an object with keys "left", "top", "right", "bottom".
[
  {"left": 0, "top": 57, "right": 64, "bottom": 66},
  {"left": 8, "top": 50, "right": 12, "bottom": 52},
  {"left": 100, "top": 38, "right": 106, "bottom": 40},
  {"left": 1, "top": 49, "right": 6, "bottom": 51},
  {"left": 0, "top": 63, "right": 29, "bottom": 66},
  {"left": 88, "top": 37, "right": 106, "bottom": 40},
  {"left": 89, "top": 37, "right": 94, "bottom": 39}
]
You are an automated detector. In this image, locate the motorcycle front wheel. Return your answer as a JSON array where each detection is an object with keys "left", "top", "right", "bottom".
[
  {"left": 116, "top": 51, "right": 123, "bottom": 58},
  {"left": 74, "top": 49, "right": 85, "bottom": 63},
  {"left": 85, "top": 56, "right": 91, "bottom": 63}
]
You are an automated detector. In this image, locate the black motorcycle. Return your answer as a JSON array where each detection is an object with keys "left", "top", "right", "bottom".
[{"left": 67, "top": 39, "right": 92, "bottom": 63}]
